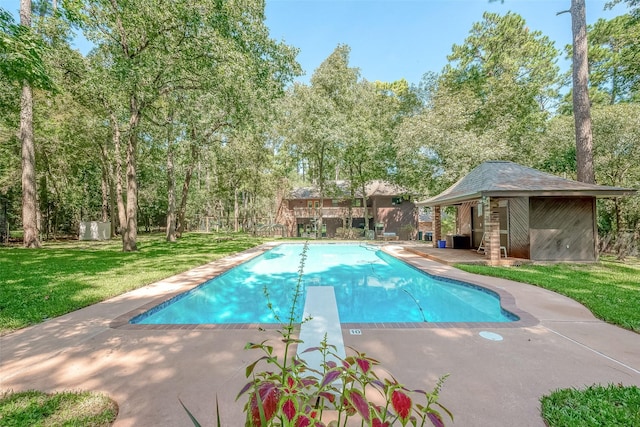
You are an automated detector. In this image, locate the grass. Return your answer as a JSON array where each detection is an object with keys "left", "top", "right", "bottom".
[
  {"left": 541, "top": 384, "right": 640, "bottom": 427},
  {"left": 0, "top": 390, "right": 118, "bottom": 426},
  {"left": 0, "top": 232, "right": 264, "bottom": 335},
  {"left": 456, "top": 256, "right": 640, "bottom": 332}
]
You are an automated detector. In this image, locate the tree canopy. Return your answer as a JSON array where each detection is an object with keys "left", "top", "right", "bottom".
[{"left": 1, "top": 4, "right": 638, "bottom": 247}]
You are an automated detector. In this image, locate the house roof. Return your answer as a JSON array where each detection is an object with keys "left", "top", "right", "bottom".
[
  {"left": 287, "top": 180, "right": 409, "bottom": 199},
  {"left": 416, "top": 161, "right": 637, "bottom": 207}
]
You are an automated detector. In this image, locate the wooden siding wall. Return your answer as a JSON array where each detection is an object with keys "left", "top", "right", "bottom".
[
  {"left": 508, "top": 197, "right": 530, "bottom": 259},
  {"left": 529, "top": 197, "right": 596, "bottom": 261},
  {"left": 471, "top": 204, "right": 484, "bottom": 248},
  {"left": 457, "top": 203, "right": 473, "bottom": 235}
]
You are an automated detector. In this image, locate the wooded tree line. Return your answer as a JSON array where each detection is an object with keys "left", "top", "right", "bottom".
[{"left": 1, "top": 1, "right": 638, "bottom": 251}]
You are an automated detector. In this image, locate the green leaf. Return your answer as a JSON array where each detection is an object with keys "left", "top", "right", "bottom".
[{"left": 178, "top": 398, "right": 202, "bottom": 427}]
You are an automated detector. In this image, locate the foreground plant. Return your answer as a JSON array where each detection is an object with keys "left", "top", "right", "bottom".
[
  {"left": 236, "top": 242, "right": 452, "bottom": 426},
  {"left": 239, "top": 339, "right": 450, "bottom": 426}
]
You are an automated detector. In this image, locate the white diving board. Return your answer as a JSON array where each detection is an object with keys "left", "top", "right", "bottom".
[{"left": 297, "top": 286, "right": 346, "bottom": 375}]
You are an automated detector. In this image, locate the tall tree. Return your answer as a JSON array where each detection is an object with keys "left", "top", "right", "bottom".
[
  {"left": 442, "top": 12, "right": 560, "bottom": 158},
  {"left": 284, "top": 45, "right": 358, "bottom": 237},
  {"left": 568, "top": 0, "right": 595, "bottom": 184},
  {"left": 408, "top": 12, "right": 561, "bottom": 193},
  {"left": 19, "top": 0, "right": 40, "bottom": 248},
  {"left": 587, "top": 14, "right": 640, "bottom": 103},
  {"left": 81, "top": 0, "right": 298, "bottom": 251}
]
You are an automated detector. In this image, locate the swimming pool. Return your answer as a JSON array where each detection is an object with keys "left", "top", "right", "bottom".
[{"left": 131, "top": 243, "right": 518, "bottom": 325}]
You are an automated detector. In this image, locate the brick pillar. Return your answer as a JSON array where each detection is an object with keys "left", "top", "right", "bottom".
[
  {"left": 483, "top": 197, "right": 501, "bottom": 265},
  {"left": 433, "top": 206, "right": 441, "bottom": 248}
]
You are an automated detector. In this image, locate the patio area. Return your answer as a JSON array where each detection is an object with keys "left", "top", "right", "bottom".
[
  {"left": 403, "top": 242, "right": 530, "bottom": 266},
  {"left": 1, "top": 243, "right": 639, "bottom": 426}
]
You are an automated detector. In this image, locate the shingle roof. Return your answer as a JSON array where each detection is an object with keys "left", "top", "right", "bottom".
[
  {"left": 416, "top": 161, "right": 636, "bottom": 206},
  {"left": 287, "top": 180, "right": 408, "bottom": 199}
]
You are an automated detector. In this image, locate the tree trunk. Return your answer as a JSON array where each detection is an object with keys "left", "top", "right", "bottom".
[
  {"left": 100, "top": 164, "right": 109, "bottom": 223},
  {"left": 234, "top": 188, "right": 240, "bottom": 232},
  {"left": 316, "top": 147, "right": 325, "bottom": 239},
  {"left": 571, "top": 0, "right": 595, "bottom": 184},
  {"left": 357, "top": 164, "right": 370, "bottom": 233},
  {"left": 109, "top": 111, "right": 126, "bottom": 235},
  {"left": 166, "top": 141, "right": 176, "bottom": 242},
  {"left": 123, "top": 98, "right": 140, "bottom": 252},
  {"left": 361, "top": 182, "right": 369, "bottom": 234},
  {"left": 176, "top": 140, "right": 198, "bottom": 237},
  {"left": 99, "top": 139, "right": 110, "bottom": 224},
  {"left": 20, "top": 0, "right": 40, "bottom": 248},
  {"left": 109, "top": 165, "right": 116, "bottom": 238},
  {"left": 166, "top": 124, "right": 176, "bottom": 242}
]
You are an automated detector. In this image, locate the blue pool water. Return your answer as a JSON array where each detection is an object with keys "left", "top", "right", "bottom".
[{"left": 132, "top": 243, "right": 518, "bottom": 324}]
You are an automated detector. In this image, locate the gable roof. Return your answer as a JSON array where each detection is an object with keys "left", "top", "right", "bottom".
[
  {"left": 287, "top": 180, "right": 409, "bottom": 200},
  {"left": 417, "top": 161, "right": 636, "bottom": 207}
]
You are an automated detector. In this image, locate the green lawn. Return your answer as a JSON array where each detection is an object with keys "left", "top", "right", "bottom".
[
  {"left": 456, "top": 257, "right": 640, "bottom": 332},
  {"left": 0, "top": 390, "right": 117, "bottom": 426},
  {"left": 0, "top": 232, "right": 264, "bottom": 335},
  {"left": 541, "top": 384, "right": 640, "bottom": 427}
]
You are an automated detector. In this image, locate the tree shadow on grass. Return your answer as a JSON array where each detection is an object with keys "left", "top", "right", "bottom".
[{"left": 0, "top": 233, "right": 264, "bottom": 334}]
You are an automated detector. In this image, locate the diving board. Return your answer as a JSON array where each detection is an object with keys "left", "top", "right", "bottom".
[{"left": 297, "top": 286, "right": 346, "bottom": 375}]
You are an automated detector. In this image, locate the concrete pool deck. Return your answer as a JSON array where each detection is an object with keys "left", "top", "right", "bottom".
[{"left": 1, "top": 242, "right": 640, "bottom": 426}]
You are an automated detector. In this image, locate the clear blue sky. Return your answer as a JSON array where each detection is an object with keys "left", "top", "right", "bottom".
[
  {"left": 4, "top": 0, "right": 629, "bottom": 86},
  {"left": 265, "top": 0, "right": 628, "bottom": 85}
]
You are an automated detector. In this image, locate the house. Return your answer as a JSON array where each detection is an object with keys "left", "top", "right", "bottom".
[
  {"left": 416, "top": 161, "right": 636, "bottom": 264},
  {"left": 276, "top": 180, "right": 418, "bottom": 239}
]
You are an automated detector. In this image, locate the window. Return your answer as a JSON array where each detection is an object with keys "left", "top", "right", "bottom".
[
  {"left": 314, "top": 201, "right": 320, "bottom": 208},
  {"left": 392, "top": 197, "right": 402, "bottom": 205},
  {"left": 353, "top": 199, "right": 362, "bottom": 207},
  {"left": 332, "top": 199, "right": 339, "bottom": 207},
  {"left": 307, "top": 201, "right": 313, "bottom": 208}
]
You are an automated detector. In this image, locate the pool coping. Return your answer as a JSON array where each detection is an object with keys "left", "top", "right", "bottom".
[{"left": 110, "top": 241, "right": 539, "bottom": 331}]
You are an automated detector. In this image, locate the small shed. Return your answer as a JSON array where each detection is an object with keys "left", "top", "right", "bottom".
[{"left": 416, "top": 161, "right": 636, "bottom": 264}]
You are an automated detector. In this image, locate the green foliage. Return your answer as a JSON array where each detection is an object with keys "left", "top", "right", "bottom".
[
  {"left": 1, "top": 0, "right": 638, "bottom": 251},
  {"left": 395, "top": 11, "right": 562, "bottom": 196},
  {"left": 541, "top": 384, "right": 640, "bottom": 427},
  {"left": 443, "top": 12, "right": 560, "bottom": 144},
  {"left": 456, "top": 257, "right": 640, "bottom": 332},
  {"left": 587, "top": 14, "right": 640, "bottom": 103},
  {"left": 0, "top": 232, "right": 263, "bottom": 335},
  {"left": 283, "top": 44, "right": 415, "bottom": 214},
  {"left": 0, "top": 389, "right": 118, "bottom": 426},
  {"left": 0, "top": 8, "right": 55, "bottom": 89},
  {"left": 537, "top": 103, "right": 640, "bottom": 233}
]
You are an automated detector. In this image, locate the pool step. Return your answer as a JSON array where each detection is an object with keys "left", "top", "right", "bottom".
[{"left": 297, "top": 286, "right": 346, "bottom": 376}]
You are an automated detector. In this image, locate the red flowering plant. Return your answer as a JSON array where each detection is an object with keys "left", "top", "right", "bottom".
[{"left": 235, "top": 243, "right": 453, "bottom": 427}]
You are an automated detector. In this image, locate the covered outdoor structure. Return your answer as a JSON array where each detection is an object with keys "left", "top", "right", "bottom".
[{"left": 417, "top": 161, "right": 636, "bottom": 265}]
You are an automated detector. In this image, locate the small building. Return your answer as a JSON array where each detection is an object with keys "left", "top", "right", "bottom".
[
  {"left": 416, "top": 161, "right": 636, "bottom": 264},
  {"left": 276, "top": 180, "right": 417, "bottom": 239}
]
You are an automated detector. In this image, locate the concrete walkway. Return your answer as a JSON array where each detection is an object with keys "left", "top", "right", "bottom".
[{"left": 1, "top": 243, "right": 639, "bottom": 426}]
